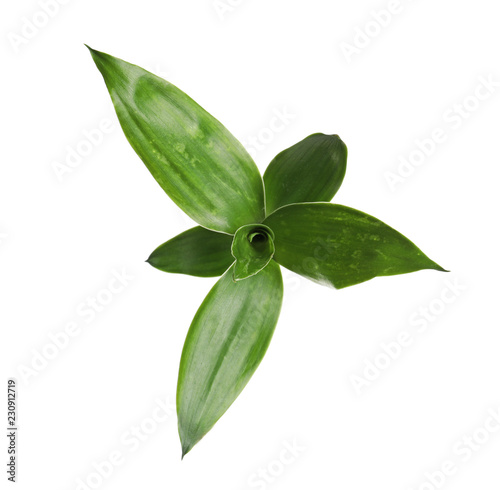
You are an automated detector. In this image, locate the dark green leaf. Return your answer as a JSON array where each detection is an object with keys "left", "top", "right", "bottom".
[
  {"left": 263, "top": 133, "right": 347, "bottom": 215},
  {"left": 264, "top": 203, "right": 445, "bottom": 289},
  {"left": 147, "top": 226, "right": 234, "bottom": 277},
  {"left": 87, "top": 46, "right": 265, "bottom": 233},
  {"left": 231, "top": 224, "right": 275, "bottom": 281},
  {"left": 177, "top": 260, "right": 283, "bottom": 457}
]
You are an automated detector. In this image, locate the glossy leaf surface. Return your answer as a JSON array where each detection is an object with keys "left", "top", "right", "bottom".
[
  {"left": 264, "top": 203, "right": 445, "bottom": 289},
  {"left": 147, "top": 226, "right": 234, "bottom": 277},
  {"left": 177, "top": 261, "right": 283, "bottom": 457},
  {"left": 263, "top": 133, "right": 347, "bottom": 215},
  {"left": 231, "top": 224, "right": 275, "bottom": 281},
  {"left": 87, "top": 47, "right": 265, "bottom": 233}
]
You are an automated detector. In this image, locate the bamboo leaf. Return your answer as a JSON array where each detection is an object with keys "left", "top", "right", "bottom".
[
  {"left": 264, "top": 203, "right": 445, "bottom": 289},
  {"left": 177, "top": 261, "right": 283, "bottom": 457},
  {"left": 147, "top": 226, "right": 234, "bottom": 277},
  {"left": 231, "top": 224, "right": 275, "bottom": 281},
  {"left": 87, "top": 46, "right": 265, "bottom": 233},
  {"left": 263, "top": 133, "right": 347, "bottom": 215}
]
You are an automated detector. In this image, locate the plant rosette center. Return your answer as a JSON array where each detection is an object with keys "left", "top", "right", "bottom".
[{"left": 231, "top": 224, "right": 275, "bottom": 281}]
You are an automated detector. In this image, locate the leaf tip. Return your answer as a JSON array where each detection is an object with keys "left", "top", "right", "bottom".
[
  {"left": 434, "top": 263, "right": 449, "bottom": 273},
  {"left": 85, "top": 45, "right": 115, "bottom": 80},
  {"left": 180, "top": 440, "right": 194, "bottom": 459},
  {"left": 424, "top": 254, "right": 448, "bottom": 273},
  {"left": 84, "top": 44, "right": 101, "bottom": 60}
]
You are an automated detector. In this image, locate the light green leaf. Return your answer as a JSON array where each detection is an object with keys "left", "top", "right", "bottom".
[
  {"left": 231, "top": 224, "right": 275, "bottom": 281},
  {"left": 87, "top": 46, "right": 265, "bottom": 233},
  {"left": 264, "top": 203, "right": 445, "bottom": 289},
  {"left": 147, "top": 226, "right": 234, "bottom": 277},
  {"left": 177, "top": 260, "right": 283, "bottom": 457},
  {"left": 263, "top": 133, "right": 347, "bottom": 215}
]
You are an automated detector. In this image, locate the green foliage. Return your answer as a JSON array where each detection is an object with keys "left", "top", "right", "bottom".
[{"left": 88, "top": 46, "right": 445, "bottom": 456}]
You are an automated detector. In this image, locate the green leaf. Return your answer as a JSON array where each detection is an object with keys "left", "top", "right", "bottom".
[
  {"left": 263, "top": 133, "right": 347, "bottom": 215},
  {"left": 147, "top": 226, "right": 234, "bottom": 278},
  {"left": 87, "top": 46, "right": 265, "bottom": 233},
  {"left": 264, "top": 203, "right": 445, "bottom": 289},
  {"left": 231, "top": 224, "right": 275, "bottom": 281},
  {"left": 177, "top": 260, "right": 283, "bottom": 457}
]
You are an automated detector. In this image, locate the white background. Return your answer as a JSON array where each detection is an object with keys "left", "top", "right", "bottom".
[{"left": 2, "top": 1, "right": 500, "bottom": 489}]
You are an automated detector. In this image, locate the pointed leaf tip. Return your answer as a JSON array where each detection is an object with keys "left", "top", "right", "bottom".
[{"left": 85, "top": 44, "right": 103, "bottom": 61}]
